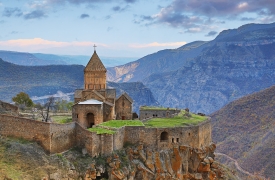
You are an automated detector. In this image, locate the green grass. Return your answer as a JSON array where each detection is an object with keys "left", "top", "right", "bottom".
[
  {"left": 100, "top": 120, "right": 144, "bottom": 128},
  {"left": 51, "top": 115, "right": 72, "bottom": 124},
  {"left": 144, "top": 111, "right": 207, "bottom": 128},
  {"left": 140, "top": 106, "right": 176, "bottom": 110},
  {"left": 88, "top": 127, "right": 115, "bottom": 134}
]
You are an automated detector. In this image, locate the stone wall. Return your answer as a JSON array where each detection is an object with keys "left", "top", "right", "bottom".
[
  {"left": 0, "top": 114, "right": 212, "bottom": 158},
  {"left": 50, "top": 122, "right": 76, "bottom": 153},
  {"left": 0, "top": 114, "right": 51, "bottom": 153},
  {"left": 198, "top": 118, "right": 212, "bottom": 147},
  {"left": 0, "top": 101, "right": 18, "bottom": 114},
  {"left": 139, "top": 109, "right": 180, "bottom": 120},
  {"left": 113, "top": 126, "right": 125, "bottom": 150}
]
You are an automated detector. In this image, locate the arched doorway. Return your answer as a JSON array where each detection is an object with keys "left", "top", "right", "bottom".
[
  {"left": 86, "top": 113, "right": 95, "bottom": 128},
  {"left": 160, "top": 131, "right": 168, "bottom": 141}
]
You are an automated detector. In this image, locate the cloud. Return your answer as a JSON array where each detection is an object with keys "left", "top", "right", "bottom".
[
  {"left": 2, "top": 7, "right": 23, "bottom": 17},
  {"left": 124, "top": 0, "right": 138, "bottom": 3},
  {"left": 205, "top": 31, "right": 217, "bottom": 37},
  {"left": 112, "top": 5, "right": 129, "bottom": 12},
  {"left": 139, "top": 0, "right": 275, "bottom": 31},
  {"left": 130, "top": 41, "right": 186, "bottom": 48},
  {"left": 107, "top": 27, "right": 113, "bottom": 31},
  {"left": 80, "top": 13, "right": 89, "bottom": 19},
  {"left": 24, "top": 10, "right": 47, "bottom": 19},
  {"left": 0, "top": 38, "right": 108, "bottom": 50}
]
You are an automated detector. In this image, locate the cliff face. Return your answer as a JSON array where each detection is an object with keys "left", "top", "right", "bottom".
[
  {"left": 0, "top": 136, "right": 243, "bottom": 180},
  {"left": 107, "top": 23, "right": 275, "bottom": 114},
  {"left": 211, "top": 85, "right": 275, "bottom": 179}
]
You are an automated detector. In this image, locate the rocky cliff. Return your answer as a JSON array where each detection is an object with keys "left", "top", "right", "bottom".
[
  {"left": 107, "top": 22, "right": 275, "bottom": 114},
  {"left": 0, "top": 136, "right": 243, "bottom": 180},
  {"left": 211, "top": 85, "right": 275, "bottom": 179}
]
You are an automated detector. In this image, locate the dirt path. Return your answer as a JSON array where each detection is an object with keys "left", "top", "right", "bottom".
[{"left": 215, "top": 152, "right": 266, "bottom": 179}]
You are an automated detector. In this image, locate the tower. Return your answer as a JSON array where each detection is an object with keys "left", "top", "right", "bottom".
[{"left": 84, "top": 50, "right": 107, "bottom": 90}]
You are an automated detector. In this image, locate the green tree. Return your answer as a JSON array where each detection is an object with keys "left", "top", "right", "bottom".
[{"left": 12, "top": 92, "right": 34, "bottom": 107}]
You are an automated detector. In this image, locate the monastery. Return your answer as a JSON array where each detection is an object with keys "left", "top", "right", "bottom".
[{"left": 72, "top": 49, "right": 133, "bottom": 128}]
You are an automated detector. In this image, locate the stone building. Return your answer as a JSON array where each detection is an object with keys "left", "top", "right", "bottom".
[{"left": 72, "top": 50, "right": 133, "bottom": 128}]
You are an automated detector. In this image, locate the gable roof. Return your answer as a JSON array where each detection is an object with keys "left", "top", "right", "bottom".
[
  {"left": 85, "top": 51, "right": 106, "bottom": 72},
  {"left": 116, "top": 92, "right": 133, "bottom": 103}
]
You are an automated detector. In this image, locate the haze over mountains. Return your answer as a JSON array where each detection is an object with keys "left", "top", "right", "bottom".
[
  {"left": 0, "top": 50, "right": 137, "bottom": 67},
  {"left": 0, "top": 59, "right": 157, "bottom": 113},
  {"left": 108, "top": 22, "right": 275, "bottom": 114}
]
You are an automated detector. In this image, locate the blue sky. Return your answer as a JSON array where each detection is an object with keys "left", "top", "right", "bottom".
[{"left": 0, "top": 0, "right": 275, "bottom": 58}]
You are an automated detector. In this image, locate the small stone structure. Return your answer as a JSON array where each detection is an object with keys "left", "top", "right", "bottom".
[{"left": 139, "top": 107, "right": 180, "bottom": 120}]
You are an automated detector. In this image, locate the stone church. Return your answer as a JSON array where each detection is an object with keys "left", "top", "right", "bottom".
[{"left": 72, "top": 50, "right": 133, "bottom": 128}]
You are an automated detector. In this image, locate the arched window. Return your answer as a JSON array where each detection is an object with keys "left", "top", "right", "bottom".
[{"left": 160, "top": 132, "right": 168, "bottom": 141}]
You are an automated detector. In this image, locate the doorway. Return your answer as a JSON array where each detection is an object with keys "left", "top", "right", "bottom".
[{"left": 87, "top": 113, "right": 95, "bottom": 128}]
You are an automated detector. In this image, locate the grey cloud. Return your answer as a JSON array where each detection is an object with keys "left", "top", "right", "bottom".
[
  {"left": 80, "top": 13, "right": 89, "bottom": 19},
  {"left": 3, "top": 7, "right": 22, "bottom": 17},
  {"left": 205, "top": 31, "right": 217, "bottom": 36},
  {"left": 24, "top": 10, "right": 47, "bottom": 19},
  {"left": 124, "top": 0, "right": 137, "bottom": 3},
  {"left": 112, "top": 5, "right": 129, "bottom": 12},
  {"left": 139, "top": 0, "right": 275, "bottom": 30}
]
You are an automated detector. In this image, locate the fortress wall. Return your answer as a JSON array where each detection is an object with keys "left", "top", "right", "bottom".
[
  {"left": 75, "top": 123, "right": 101, "bottom": 157},
  {"left": 198, "top": 119, "right": 212, "bottom": 147},
  {"left": 50, "top": 122, "right": 76, "bottom": 153},
  {"left": 113, "top": 126, "right": 125, "bottom": 150},
  {"left": 124, "top": 126, "right": 146, "bottom": 145},
  {"left": 0, "top": 114, "right": 51, "bottom": 153},
  {"left": 142, "top": 128, "right": 158, "bottom": 149},
  {"left": 101, "top": 134, "right": 114, "bottom": 155}
]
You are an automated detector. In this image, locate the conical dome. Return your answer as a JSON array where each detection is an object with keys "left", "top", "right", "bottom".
[{"left": 85, "top": 51, "right": 106, "bottom": 72}]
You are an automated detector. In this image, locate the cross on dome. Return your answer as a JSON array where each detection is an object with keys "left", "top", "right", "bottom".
[{"left": 93, "top": 44, "right": 97, "bottom": 52}]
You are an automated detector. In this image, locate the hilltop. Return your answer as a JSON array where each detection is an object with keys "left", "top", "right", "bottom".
[
  {"left": 107, "top": 22, "right": 275, "bottom": 114},
  {"left": 211, "top": 85, "right": 275, "bottom": 179}
]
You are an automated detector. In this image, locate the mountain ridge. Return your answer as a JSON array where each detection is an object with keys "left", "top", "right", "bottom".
[{"left": 107, "top": 22, "right": 275, "bottom": 114}]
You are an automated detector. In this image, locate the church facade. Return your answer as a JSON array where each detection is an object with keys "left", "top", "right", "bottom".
[{"left": 72, "top": 50, "right": 133, "bottom": 128}]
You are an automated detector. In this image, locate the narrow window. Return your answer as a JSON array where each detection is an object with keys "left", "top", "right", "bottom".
[{"left": 176, "top": 138, "right": 179, "bottom": 142}]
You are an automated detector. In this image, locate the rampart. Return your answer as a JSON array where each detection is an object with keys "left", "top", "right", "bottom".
[
  {"left": 0, "top": 114, "right": 76, "bottom": 154},
  {"left": 0, "top": 114, "right": 212, "bottom": 157}
]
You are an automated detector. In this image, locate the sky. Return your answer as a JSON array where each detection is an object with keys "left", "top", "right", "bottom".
[{"left": 0, "top": 0, "right": 275, "bottom": 58}]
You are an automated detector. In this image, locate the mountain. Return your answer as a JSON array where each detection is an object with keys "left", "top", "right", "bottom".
[
  {"left": 33, "top": 54, "right": 138, "bottom": 67},
  {"left": 0, "top": 58, "right": 84, "bottom": 102},
  {"left": 0, "top": 59, "right": 157, "bottom": 113},
  {"left": 0, "top": 50, "right": 63, "bottom": 66},
  {"left": 107, "top": 22, "right": 275, "bottom": 114},
  {"left": 0, "top": 50, "right": 138, "bottom": 67},
  {"left": 211, "top": 85, "right": 275, "bottom": 179}
]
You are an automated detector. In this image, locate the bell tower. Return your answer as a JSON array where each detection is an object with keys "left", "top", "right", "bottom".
[{"left": 84, "top": 45, "right": 107, "bottom": 90}]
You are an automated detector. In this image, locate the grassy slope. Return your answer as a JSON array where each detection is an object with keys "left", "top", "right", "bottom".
[
  {"left": 211, "top": 85, "right": 275, "bottom": 178},
  {"left": 144, "top": 111, "right": 207, "bottom": 127}
]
